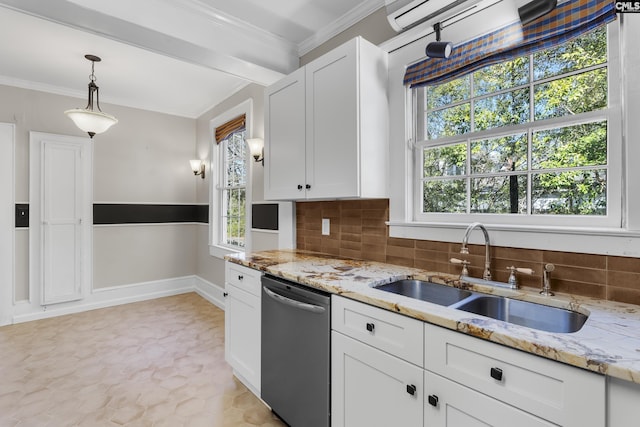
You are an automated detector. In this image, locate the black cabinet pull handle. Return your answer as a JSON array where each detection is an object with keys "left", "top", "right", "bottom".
[
  {"left": 223, "top": 292, "right": 228, "bottom": 297},
  {"left": 406, "top": 384, "right": 416, "bottom": 396},
  {"left": 366, "top": 322, "right": 375, "bottom": 332},
  {"left": 305, "top": 184, "right": 311, "bottom": 190},
  {"left": 297, "top": 184, "right": 303, "bottom": 190},
  {"left": 428, "top": 394, "right": 439, "bottom": 407},
  {"left": 238, "top": 275, "right": 244, "bottom": 280},
  {"left": 490, "top": 367, "right": 503, "bottom": 381}
]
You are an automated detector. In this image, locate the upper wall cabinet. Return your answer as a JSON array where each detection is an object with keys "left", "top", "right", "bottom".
[{"left": 264, "top": 37, "right": 389, "bottom": 201}]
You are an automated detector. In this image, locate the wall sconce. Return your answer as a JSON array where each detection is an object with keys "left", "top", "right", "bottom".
[
  {"left": 518, "top": 0, "right": 557, "bottom": 25},
  {"left": 247, "top": 138, "right": 264, "bottom": 165},
  {"left": 190, "top": 160, "right": 205, "bottom": 179},
  {"left": 64, "top": 54, "right": 118, "bottom": 139},
  {"left": 425, "top": 22, "right": 453, "bottom": 59}
]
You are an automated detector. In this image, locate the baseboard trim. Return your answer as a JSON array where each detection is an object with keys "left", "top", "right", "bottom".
[
  {"left": 12, "top": 275, "right": 225, "bottom": 324},
  {"left": 194, "top": 276, "right": 226, "bottom": 310}
]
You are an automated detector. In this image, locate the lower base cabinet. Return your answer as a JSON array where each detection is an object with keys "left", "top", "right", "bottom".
[
  {"left": 331, "top": 331, "right": 423, "bottom": 427},
  {"left": 424, "top": 371, "right": 554, "bottom": 426}
]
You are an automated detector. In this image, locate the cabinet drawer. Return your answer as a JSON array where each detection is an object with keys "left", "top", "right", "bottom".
[
  {"left": 332, "top": 295, "right": 423, "bottom": 366},
  {"left": 225, "top": 262, "right": 262, "bottom": 296},
  {"left": 424, "top": 323, "right": 605, "bottom": 427}
]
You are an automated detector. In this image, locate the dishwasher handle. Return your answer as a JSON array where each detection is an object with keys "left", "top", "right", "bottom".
[{"left": 263, "top": 286, "right": 326, "bottom": 314}]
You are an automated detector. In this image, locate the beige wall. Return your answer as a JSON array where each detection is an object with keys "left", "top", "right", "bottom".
[
  {"left": 300, "top": 7, "right": 396, "bottom": 66},
  {"left": 0, "top": 84, "right": 198, "bottom": 301},
  {"left": 195, "top": 83, "right": 276, "bottom": 286}
]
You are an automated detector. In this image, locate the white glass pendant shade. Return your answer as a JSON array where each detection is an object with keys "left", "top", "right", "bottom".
[{"left": 64, "top": 109, "right": 118, "bottom": 135}]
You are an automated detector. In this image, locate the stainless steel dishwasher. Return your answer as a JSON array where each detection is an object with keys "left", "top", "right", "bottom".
[{"left": 261, "top": 274, "right": 330, "bottom": 427}]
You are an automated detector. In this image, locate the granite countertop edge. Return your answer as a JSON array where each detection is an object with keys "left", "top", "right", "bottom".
[{"left": 226, "top": 249, "right": 640, "bottom": 384}]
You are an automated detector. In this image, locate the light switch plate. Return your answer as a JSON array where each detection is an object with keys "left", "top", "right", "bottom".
[{"left": 322, "top": 218, "right": 330, "bottom": 236}]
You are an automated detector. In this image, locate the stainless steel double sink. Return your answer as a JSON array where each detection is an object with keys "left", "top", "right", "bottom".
[{"left": 374, "top": 279, "right": 587, "bottom": 333}]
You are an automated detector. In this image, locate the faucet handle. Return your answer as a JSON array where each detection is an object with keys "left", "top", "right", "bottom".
[
  {"left": 506, "top": 266, "right": 534, "bottom": 289},
  {"left": 450, "top": 258, "right": 471, "bottom": 276}
]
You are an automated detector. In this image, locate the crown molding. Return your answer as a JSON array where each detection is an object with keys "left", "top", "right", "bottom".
[{"left": 297, "top": 0, "right": 386, "bottom": 56}]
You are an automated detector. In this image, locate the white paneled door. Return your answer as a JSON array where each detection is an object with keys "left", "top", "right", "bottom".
[
  {"left": 0, "top": 123, "right": 15, "bottom": 326},
  {"left": 30, "top": 133, "right": 92, "bottom": 307}
]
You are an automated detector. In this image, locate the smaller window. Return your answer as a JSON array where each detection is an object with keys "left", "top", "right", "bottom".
[{"left": 219, "top": 129, "right": 247, "bottom": 249}]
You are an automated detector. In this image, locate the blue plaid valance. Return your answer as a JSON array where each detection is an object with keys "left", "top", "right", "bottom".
[{"left": 403, "top": 0, "right": 616, "bottom": 88}]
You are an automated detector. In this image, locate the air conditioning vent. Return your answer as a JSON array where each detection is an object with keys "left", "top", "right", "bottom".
[{"left": 386, "top": 0, "right": 484, "bottom": 32}]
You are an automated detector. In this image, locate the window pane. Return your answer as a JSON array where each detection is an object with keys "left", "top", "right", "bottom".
[
  {"left": 471, "top": 133, "right": 527, "bottom": 174},
  {"left": 474, "top": 89, "right": 529, "bottom": 131},
  {"left": 532, "top": 170, "right": 606, "bottom": 215},
  {"left": 224, "top": 133, "right": 247, "bottom": 187},
  {"left": 426, "top": 103, "right": 471, "bottom": 139},
  {"left": 423, "top": 144, "right": 466, "bottom": 177},
  {"left": 423, "top": 179, "right": 466, "bottom": 213},
  {"left": 534, "top": 27, "right": 606, "bottom": 81},
  {"left": 471, "top": 175, "right": 527, "bottom": 214},
  {"left": 532, "top": 121, "right": 607, "bottom": 170},
  {"left": 426, "top": 76, "right": 470, "bottom": 109},
  {"left": 473, "top": 56, "right": 529, "bottom": 96},
  {"left": 224, "top": 188, "right": 246, "bottom": 247},
  {"left": 534, "top": 68, "right": 607, "bottom": 121}
]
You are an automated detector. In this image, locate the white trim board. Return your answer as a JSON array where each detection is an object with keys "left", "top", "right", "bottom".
[
  {"left": 0, "top": 123, "right": 15, "bottom": 327},
  {"left": 12, "top": 275, "right": 225, "bottom": 324}
]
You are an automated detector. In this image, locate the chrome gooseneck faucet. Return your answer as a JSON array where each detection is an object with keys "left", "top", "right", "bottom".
[{"left": 460, "top": 222, "right": 492, "bottom": 281}]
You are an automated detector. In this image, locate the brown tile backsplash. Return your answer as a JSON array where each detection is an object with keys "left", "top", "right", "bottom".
[{"left": 296, "top": 199, "right": 640, "bottom": 306}]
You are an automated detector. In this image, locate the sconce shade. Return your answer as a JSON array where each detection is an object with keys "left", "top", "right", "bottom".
[
  {"left": 518, "top": 0, "right": 557, "bottom": 25},
  {"left": 246, "top": 138, "right": 264, "bottom": 164},
  {"left": 65, "top": 54, "right": 118, "bottom": 138},
  {"left": 190, "top": 160, "right": 205, "bottom": 179},
  {"left": 190, "top": 160, "right": 203, "bottom": 173},
  {"left": 426, "top": 41, "right": 453, "bottom": 59},
  {"left": 246, "top": 138, "right": 263, "bottom": 158}
]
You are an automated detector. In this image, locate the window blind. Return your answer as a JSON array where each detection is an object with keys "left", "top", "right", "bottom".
[
  {"left": 403, "top": 0, "right": 616, "bottom": 88},
  {"left": 215, "top": 114, "right": 246, "bottom": 144}
]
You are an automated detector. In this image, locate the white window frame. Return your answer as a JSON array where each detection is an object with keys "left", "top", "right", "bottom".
[
  {"left": 412, "top": 32, "right": 620, "bottom": 228},
  {"left": 382, "top": 8, "right": 640, "bottom": 257},
  {"left": 209, "top": 99, "right": 254, "bottom": 259}
]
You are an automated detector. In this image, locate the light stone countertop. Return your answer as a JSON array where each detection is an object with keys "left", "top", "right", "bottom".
[{"left": 226, "top": 249, "right": 640, "bottom": 384}]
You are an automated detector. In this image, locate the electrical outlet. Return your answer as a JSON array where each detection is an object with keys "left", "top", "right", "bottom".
[{"left": 322, "top": 218, "right": 330, "bottom": 236}]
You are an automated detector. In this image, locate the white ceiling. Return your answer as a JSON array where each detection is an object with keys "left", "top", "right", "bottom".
[{"left": 0, "top": 0, "right": 385, "bottom": 118}]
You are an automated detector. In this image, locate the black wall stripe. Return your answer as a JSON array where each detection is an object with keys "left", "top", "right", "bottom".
[
  {"left": 252, "top": 203, "right": 278, "bottom": 230},
  {"left": 93, "top": 204, "right": 208, "bottom": 225}
]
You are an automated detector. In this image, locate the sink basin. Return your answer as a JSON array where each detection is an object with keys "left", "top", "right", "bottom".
[
  {"left": 452, "top": 294, "right": 588, "bottom": 333},
  {"left": 375, "top": 280, "right": 473, "bottom": 306}
]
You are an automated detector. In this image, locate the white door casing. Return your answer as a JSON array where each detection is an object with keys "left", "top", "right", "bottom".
[
  {"left": 30, "top": 132, "right": 92, "bottom": 307},
  {"left": 0, "top": 123, "right": 15, "bottom": 326}
]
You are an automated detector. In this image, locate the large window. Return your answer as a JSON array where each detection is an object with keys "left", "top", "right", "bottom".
[
  {"left": 414, "top": 27, "right": 618, "bottom": 226},
  {"left": 219, "top": 129, "right": 247, "bottom": 249}
]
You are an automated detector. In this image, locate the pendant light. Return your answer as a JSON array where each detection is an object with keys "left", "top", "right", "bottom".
[{"left": 65, "top": 54, "right": 118, "bottom": 138}]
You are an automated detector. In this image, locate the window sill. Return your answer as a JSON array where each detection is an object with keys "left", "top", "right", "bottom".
[
  {"left": 387, "top": 221, "right": 640, "bottom": 257},
  {"left": 209, "top": 244, "right": 243, "bottom": 260}
]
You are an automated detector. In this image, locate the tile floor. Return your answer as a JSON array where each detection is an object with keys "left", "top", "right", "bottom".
[{"left": 0, "top": 293, "right": 286, "bottom": 426}]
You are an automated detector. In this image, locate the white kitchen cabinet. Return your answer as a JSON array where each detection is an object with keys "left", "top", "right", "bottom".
[
  {"left": 331, "top": 295, "right": 423, "bottom": 427},
  {"left": 332, "top": 331, "right": 423, "bottom": 427},
  {"left": 424, "top": 371, "right": 555, "bottom": 427},
  {"left": 224, "top": 262, "right": 262, "bottom": 395},
  {"left": 424, "top": 323, "right": 605, "bottom": 427},
  {"left": 607, "top": 376, "right": 640, "bottom": 427},
  {"left": 264, "top": 36, "right": 388, "bottom": 200}
]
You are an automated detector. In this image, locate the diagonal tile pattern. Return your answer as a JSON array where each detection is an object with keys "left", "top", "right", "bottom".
[{"left": 0, "top": 293, "right": 285, "bottom": 427}]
